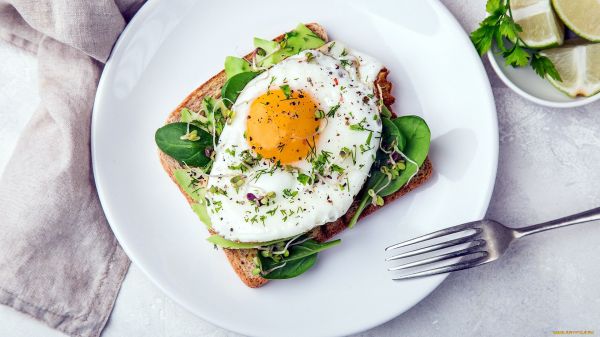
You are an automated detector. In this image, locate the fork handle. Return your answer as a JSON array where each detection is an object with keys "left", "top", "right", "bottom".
[{"left": 514, "top": 207, "right": 600, "bottom": 238}]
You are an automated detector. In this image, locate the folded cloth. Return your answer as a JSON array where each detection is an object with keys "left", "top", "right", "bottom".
[{"left": 0, "top": 1, "right": 144, "bottom": 336}]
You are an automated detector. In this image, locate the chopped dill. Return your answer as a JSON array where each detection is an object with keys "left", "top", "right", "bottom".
[
  {"left": 327, "top": 104, "right": 340, "bottom": 117},
  {"left": 280, "top": 84, "right": 291, "bottom": 99}
]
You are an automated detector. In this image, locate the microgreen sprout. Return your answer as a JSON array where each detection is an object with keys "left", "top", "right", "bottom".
[
  {"left": 315, "top": 109, "right": 325, "bottom": 119},
  {"left": 179, "top": 129, "right": 200, "bottom": 141},
  {"left": 230, "top": 174, "right": 246, "bottom": 192},
  {"left": 280, "top": 84, "right": 291, "bottom": 99}
]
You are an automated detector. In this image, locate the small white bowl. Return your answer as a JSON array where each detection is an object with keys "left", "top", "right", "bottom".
[{"left": 487, "top": 50, "right": 600, "bottom": 108}]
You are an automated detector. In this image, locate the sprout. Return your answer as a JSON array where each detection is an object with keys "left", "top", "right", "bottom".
[
  {"left": 261, "top": 250, "right": 271, "bottom": 257},
  {"left": 260, "top": 262, "right": 287, "bottom": 276},
  {"left": 179, "top": 129, "right": 200, "bottom": 141},
  {"left": 305, "top": 52, "right": 315, "bottom": 63},
  {"left": 209, "top": 186, "right": 226, "bottom": 195},
  {"left": 261, "top": 191, "right": 276, "bottom": 205},
  {"left": 223, "top": 109, "right": 235, "bottom": 125},
  {"left": 314, "top": 109, "right": 325, "bottom": 119},
  {"left": 246, "top": 191, "right": 276, "bottom": 206},
  {"left": 394, "top": 161, "right": 406, "bottom": 171},
  {"left": 368, "top": 189, "right": 384, "bottom": 207},
  {"left": 230, "top": 175, "right": 246, "bottom": 192}
]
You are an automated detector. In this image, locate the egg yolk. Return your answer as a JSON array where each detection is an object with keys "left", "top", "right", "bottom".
[{"left": 246, "top": 88, "right": 320, "bottom": 164}]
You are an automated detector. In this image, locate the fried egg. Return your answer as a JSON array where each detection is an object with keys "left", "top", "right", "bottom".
[{"left": 206, "top": 42, "right": 384, "bottom": 242}]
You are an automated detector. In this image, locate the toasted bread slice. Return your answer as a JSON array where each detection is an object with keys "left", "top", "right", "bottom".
[{"left": 159, "top": 23, "right": 433, "bottom": 288}]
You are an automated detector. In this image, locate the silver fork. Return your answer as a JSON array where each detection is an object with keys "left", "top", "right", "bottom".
[{"left": 385, "top": 207, "right": 600, "bottom": 280}]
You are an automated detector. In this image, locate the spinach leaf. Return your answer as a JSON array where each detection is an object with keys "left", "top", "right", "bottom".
[
  {"left": 221, "top": 71, "right": 260, "bottom": 108},
  {"left": 378, "top": 116, "right": 430, "bottom": 196},
  {"left": 348, "top": 116, "right": 430, "bottom": 228},
  {"left": 382, "top": 117, "right": 406, "bottom": 151},
  {"left": 293, "top": 239, "right": 341, "bottom": 258},
  {"left": 376, "top": 118, "right": 406, "bottom": 166},
  {"left": 155, "top": 123, "right": 212, "bottom": 167},
  {"left": 262, "top": 254, "right": 317, "bottom": 279},
  {"left": 262, "top": 239, "right": 340, "bottom": 268},
  {"left": 260, "top": 239, "right": 341, "bottom": 279},
  {"left": 201, "top": 97, "right": 227, "bottom": 138}
]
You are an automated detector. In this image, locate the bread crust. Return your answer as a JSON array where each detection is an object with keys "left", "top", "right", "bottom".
[{"left": 158, "top": 23, "right": 432, "bottom": 288}]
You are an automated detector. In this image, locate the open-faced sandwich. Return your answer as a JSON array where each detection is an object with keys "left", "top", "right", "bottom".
[{"left": 155, "top": 23, "right": 433, "bottom": 287}]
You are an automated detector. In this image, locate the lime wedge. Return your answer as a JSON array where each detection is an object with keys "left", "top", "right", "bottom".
[
  {"left": 552, "top": 0, "right": 600, "bottom": 42},
  {"left": 510, "top": 0, "right": 564, "bottom": 49},
  {"left": 511, "top": 0, "right": 544, "bottom": 8},
  {"left": 540, "top": 42, "right": 600, "bottom": 97}
]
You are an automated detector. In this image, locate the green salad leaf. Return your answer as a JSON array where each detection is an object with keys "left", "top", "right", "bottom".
[
  {"left": 260, "top": 239, "right": 341, "bottom": 279},
  {"left": 191, "top": 202, "right": 211, "bottom": 228},
  {"left": 200, "top": 97, "right": 227, "bottom": 138},
  {"left": 257, "top": 23, "right": 325, "bottom": 68},
  {"left": 348, "top": 115, "right": 431, "bottom": 228},
  {"left": 155, "top": 123, "right": 212, "bottom": 167},
  {"left": 173, "top": 169, "right": 202, "bottom": 201},
  {"left": 378, "top": 116, "right": 431, "bottom": 196},
  {"left": 224, "top": 56, "right": 252, "bottom": 79},
  {"left": 382, "top": 117, "right": 406, "bottom": 152},
  {"left": 173, "top": 169, "right": 211, "bottom": 227},
  {"left": 221, "top": 71, "right": 260, "bottom": 108},
  {"left": 224, "top": 23, "right": 325, "bottom": 79},
  {"left": 261, "top": 254, "right": 318, "bottom": 279},
  {"left": 253, "top": 37, "right": 280, "bottom": 56},
  {"left": 179, "top": 108, "right": 196, "bottom": 124}
]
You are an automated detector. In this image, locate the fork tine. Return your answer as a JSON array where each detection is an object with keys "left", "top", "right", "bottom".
[
  {"left": 388, "top": 240, "right": 486, "bottom": 271},
  {"left": 385, "top": 232, "right": 481, "bottom": 261},
  {"left": 392, "top": 254, "right": 489, "bottom": 280},
  {"left": 385, "top": 224, "right": 481, "bottom": 251}
]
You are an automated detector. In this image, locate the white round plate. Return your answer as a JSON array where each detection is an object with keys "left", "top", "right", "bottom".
[
  {"left": 488, "top": 50, "right": 600, "bottom": 108},
  {"left": 92, "top": 0, "right": 498, "bottom": 336}
]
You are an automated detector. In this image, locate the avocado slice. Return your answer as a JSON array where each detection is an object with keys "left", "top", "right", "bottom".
[
  {"left": 223, "top": 23, "right": 326, "bottom": 78},
  {"left": 258, "top": 23, "right": 325, "bottom": 67},
  {"left": 224, "top": 56, "right": 252, "bottom": 79},
  {"left": 173, "top": 169, "right": 211, "bottom": 227}
]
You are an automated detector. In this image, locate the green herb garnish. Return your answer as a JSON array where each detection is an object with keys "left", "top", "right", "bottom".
[
  {"left": 297, "top": 173, "right": 312, "bottom": 185},
  {"left": 349, "top": 117, "right": 368, "bottom": 131},
  {"left": 327, "top": 104, "right": 340, "bottom": 117},
  {"left": 283, "top": 188, "right": 299, "bottom": 199},
  {"left": 470, "top": 0, "right": 561, "bottom": 81},
  {"left": 280, "top": 84, "right": 292, "bottom": 99}
]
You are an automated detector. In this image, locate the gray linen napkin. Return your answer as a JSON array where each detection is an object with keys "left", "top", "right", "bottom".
[{"left": 0, "top": 1, "right": 143, "bottom": 337}]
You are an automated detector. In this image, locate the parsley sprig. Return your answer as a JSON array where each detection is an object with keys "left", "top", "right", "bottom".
[{"left": 470, "top": 0, "right": 561, "bottom": 81}]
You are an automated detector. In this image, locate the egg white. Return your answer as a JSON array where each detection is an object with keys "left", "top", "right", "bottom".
[{"left": 206, "top": 42, "right": 384, "bottom": 242}]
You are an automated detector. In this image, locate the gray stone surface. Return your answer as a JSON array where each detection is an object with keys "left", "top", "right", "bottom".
[{"left": 1, "top": 1, "right": 600, "bottom": 336}]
